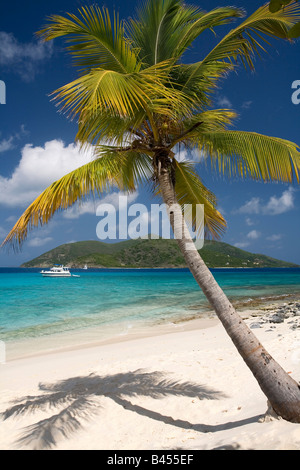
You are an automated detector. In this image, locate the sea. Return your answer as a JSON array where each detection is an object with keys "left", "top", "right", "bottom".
[{"left": 1, "top": 267, "right": 300, "bottom": 357}]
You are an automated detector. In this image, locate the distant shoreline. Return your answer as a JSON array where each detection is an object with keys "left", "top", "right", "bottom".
[
  {"left": 19, "top": 239, "right": 299, "bottom": 269},
  {"left": 1, "top": 266, "right": 300, "bottom": 271}
]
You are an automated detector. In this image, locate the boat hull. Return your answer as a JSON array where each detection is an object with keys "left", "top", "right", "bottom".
[{"left": 41, "top": 273, "right": 71, "bottom": 277}]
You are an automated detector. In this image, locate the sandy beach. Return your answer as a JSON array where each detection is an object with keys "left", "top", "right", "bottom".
[{"left": 1, "top": 301, "right": 300, "bottom": 451}]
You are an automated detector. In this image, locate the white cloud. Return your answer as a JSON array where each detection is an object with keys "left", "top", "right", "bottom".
[
  {"left": 0, "top": 137, "right": 14, "bottom": 153},
  {"left": 175, "top": 149, "right": 188, "bottom": 162},
  {"left": 236, "top": 188, "right": 296, "bottom": 216},
  {"left": 174, "top": 146, "right": 208, "bottom": 164},
  {"left": 234, "top": 242, "right": 250, "bottom": 249},
  {"left": 5, "top": 215, "right": 17, "bottom": 223},
  {"left": 63, "top": 191, "right": 139, "bottom": 219},
  {"left": 247, "top": 230, "right": 261, "bottom": 240},
  {"left": 241, "top": 100, "right": 253, "bottom": 109},
  {"left": 27, "top": 236, "right": 53, "bottom": 248},
  {"left": 0, "top": 139, "right": 94, "bottom": 207},
  {"left": 0, "top": 226, "right": 7, "bottom": 239},
  {"left": 245, "top": 217, "right": 255, "bottom": 226},
  {"left": 63, "top": 200, "right": 98, "bottom": 219},
  {"left": 264, "top": 188, "right": 295, "bottom": 215},
  {"left": 267, "top": 234, "right": 282, "bottom": 241},
  {"left": 237, "top": 197, "right": 261, "bottom": 215},
  {"left": 0, "top": 125, "right": 29, "bottom": 154},
  {"left": 0, "top": 32, "right": 53, "bottom": 81},
  {"left": 216, "top": 95, "right": 233, "bottom": 108}
]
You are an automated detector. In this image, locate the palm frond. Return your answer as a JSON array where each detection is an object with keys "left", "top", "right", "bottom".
[
  {"left": 173, "top": 159, "right": 227, "bottom": 240},
  {"left": 52, "top": 60, "right": 190, "bottom": 122},
  {"left": 172, "top": 61, "right": 235, "bottom": 110},
  {"left": 183, "top": 109, "right": 237, "bottom": 135},
  {"left": 76, "top": 109, "right": 148, "bottom": 148},
  {"left": 127, "top": 0, "right": 199, "bottom": 66},
  {"left": 93, "top": 147, "right": 153, "bottom": 189},
  {"left": 2, "top": 151, "right": 151, "bottom": 248},
  {"left": 167, "top": 109, "right": 237, "bottom": 149},
  {"left": 154, "top": 159, "right": 226, "bottom": 239},
  {"left": 38, "top": 5, "right": 139, "bottom": 74},
  {"left": 172, "top": 6, "right": 245, "bottom": 59},
  {"left": 198, "top": 131, "right": 300, "bottom": 183},
  {"left": 182, "top": 1, "right": 300, "bottom": 90}
]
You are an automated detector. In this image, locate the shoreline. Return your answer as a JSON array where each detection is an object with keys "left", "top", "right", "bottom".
[
  {"left": 1, "top": 266, "right": 300, "bottom": 270},
  {"left": 1, "top": 298, "right": 300, "bottom": 450},
  {"left": 4, "top": 293, "right": 300, "bottom": 362},
  {"left": 4, "top": 316, "right": 219, "bottom": 362}
]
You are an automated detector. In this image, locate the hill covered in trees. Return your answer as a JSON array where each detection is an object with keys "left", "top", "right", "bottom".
[{"left": 22, "top": 239, "right": 299, "bottom": 269}]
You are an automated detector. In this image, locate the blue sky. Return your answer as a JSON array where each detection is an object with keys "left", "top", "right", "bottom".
[{"left": 0, "top": 0, "right": 299, "bottom": 266}]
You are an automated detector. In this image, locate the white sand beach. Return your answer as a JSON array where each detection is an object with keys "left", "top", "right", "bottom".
[{"left": 1, "top": 304, "right": 300, "bottom": 451}]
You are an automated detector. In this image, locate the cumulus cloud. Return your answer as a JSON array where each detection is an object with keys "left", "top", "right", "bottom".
[
  {"left": 263, "top": 188, "right": 295, "bottom": 215},
  {"left": 247, "top": 230, "right": 261, "bottom": 240},
  {"left": 0, "top": 140, "right": 94, "bottom": 207},
  {"left": 64, "top": 191, "right": 139, "bottom": 219},
  {"left": 0, "top": 125, "right": 29, "bottom": 154},
  {"left": 174, "top": 146, "right": 208, "bottom": 163},
  {"left": 236, "top": 187, "right": 296, "bottom": 216},
  {"left": 27, "top": 236, "right": 53, "bottom": 248},
  {"left": 234, "top": 242, "right": 250, "bottom": 249},
  {"left": 0, "top": 31, "right": 53, "bottom": 81},
  {"left": 0, "top": 226, "right": 7, "bottom": 239},
  {"left": 245, "top": 217, "right": 255, "bottom": 226},
  {"left": 241, "top": 100, "right": 253, "bottom": 109},
  {"left": 216, "top": 95, "right": 233, "bottom": 108},
  {"left": 175, "top": 148, "right": 188, "bottom": 162},
  {"left": 236, "top": 197, "right": 261, "bottom": 215},
  {"left": 267, "top": 234, "right": 282, "bottom": 241},
  {"left": 0, "top": 137, "right": 14, "bottom": 153}
]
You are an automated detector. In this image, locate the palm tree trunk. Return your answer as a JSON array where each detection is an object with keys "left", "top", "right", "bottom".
[{"left": 158, "top": 165, "right": 300, "bottom": 423}]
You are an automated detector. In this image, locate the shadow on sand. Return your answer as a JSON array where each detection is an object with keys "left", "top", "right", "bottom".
[{"left": 1, "top": 369, "right": 261, "bottom": 449}]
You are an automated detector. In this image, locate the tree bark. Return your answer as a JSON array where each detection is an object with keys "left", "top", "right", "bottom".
[{"left": 158, "top": 165, "right": 300, "bottom": 423}]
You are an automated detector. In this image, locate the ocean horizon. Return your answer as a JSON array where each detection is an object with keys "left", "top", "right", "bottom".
[{"left": 1, "top": 267, "right": 300, "bottom": 348}]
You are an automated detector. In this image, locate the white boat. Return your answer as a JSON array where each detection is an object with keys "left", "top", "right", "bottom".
[
  {"left": 40, "top": 265, "right": 71, "bottom": 277},
  {"left": 83, "top": 264, "right": 88, "bottom": 270}
]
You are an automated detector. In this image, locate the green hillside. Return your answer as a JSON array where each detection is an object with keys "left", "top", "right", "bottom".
[{"left": 21, "top": 239, "right": 298, "bottom": 269}]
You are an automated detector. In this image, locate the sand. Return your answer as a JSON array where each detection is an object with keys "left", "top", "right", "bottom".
[{"left": 1, "top": 306, "right": 300, "bottom": 450}]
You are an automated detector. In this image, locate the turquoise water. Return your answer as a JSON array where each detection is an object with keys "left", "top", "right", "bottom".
[{"left": 1, "top": 267, "right": 300, "bottom": 343}]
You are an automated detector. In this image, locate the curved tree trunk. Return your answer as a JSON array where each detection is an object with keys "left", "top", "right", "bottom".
[{"left": 158, "top": 165, "right": 300, "bottom": 423}]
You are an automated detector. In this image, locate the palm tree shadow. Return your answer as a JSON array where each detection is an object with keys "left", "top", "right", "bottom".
[{"left": 1, "top": 369, "right": 231, "bottom": 449}]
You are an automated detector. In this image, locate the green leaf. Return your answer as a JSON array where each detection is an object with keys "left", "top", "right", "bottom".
[
  {"left": 1, "top": 152, "right": 142, "bottom": 248},
  {"left": 4, "top": 0, "right": 300, "bottom": 250},
  {"left": 269, "top": 0, "right": 299, "bottom": 13},
  {"left": 269, "top": 0, "right": 284, "bottom": 13},
  {"left": 172, "top": 160, "right": 227, "bottom": 239},
  {"left": 288, "top": 21, "right": 300, "bottom": 37},
  {"left": 197, "top": 131, "right": 300, "bottom": 183},
  {"left": 38, "top": 6, "right": 140, "bottom": 74}
]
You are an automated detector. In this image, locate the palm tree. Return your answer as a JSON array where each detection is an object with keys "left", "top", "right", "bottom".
[
  {"left": 269, "top": 0, "right": 300, "bottom": 36},
  {"left": 3, "top": 0, "right": 300, "bottom": 422}
]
